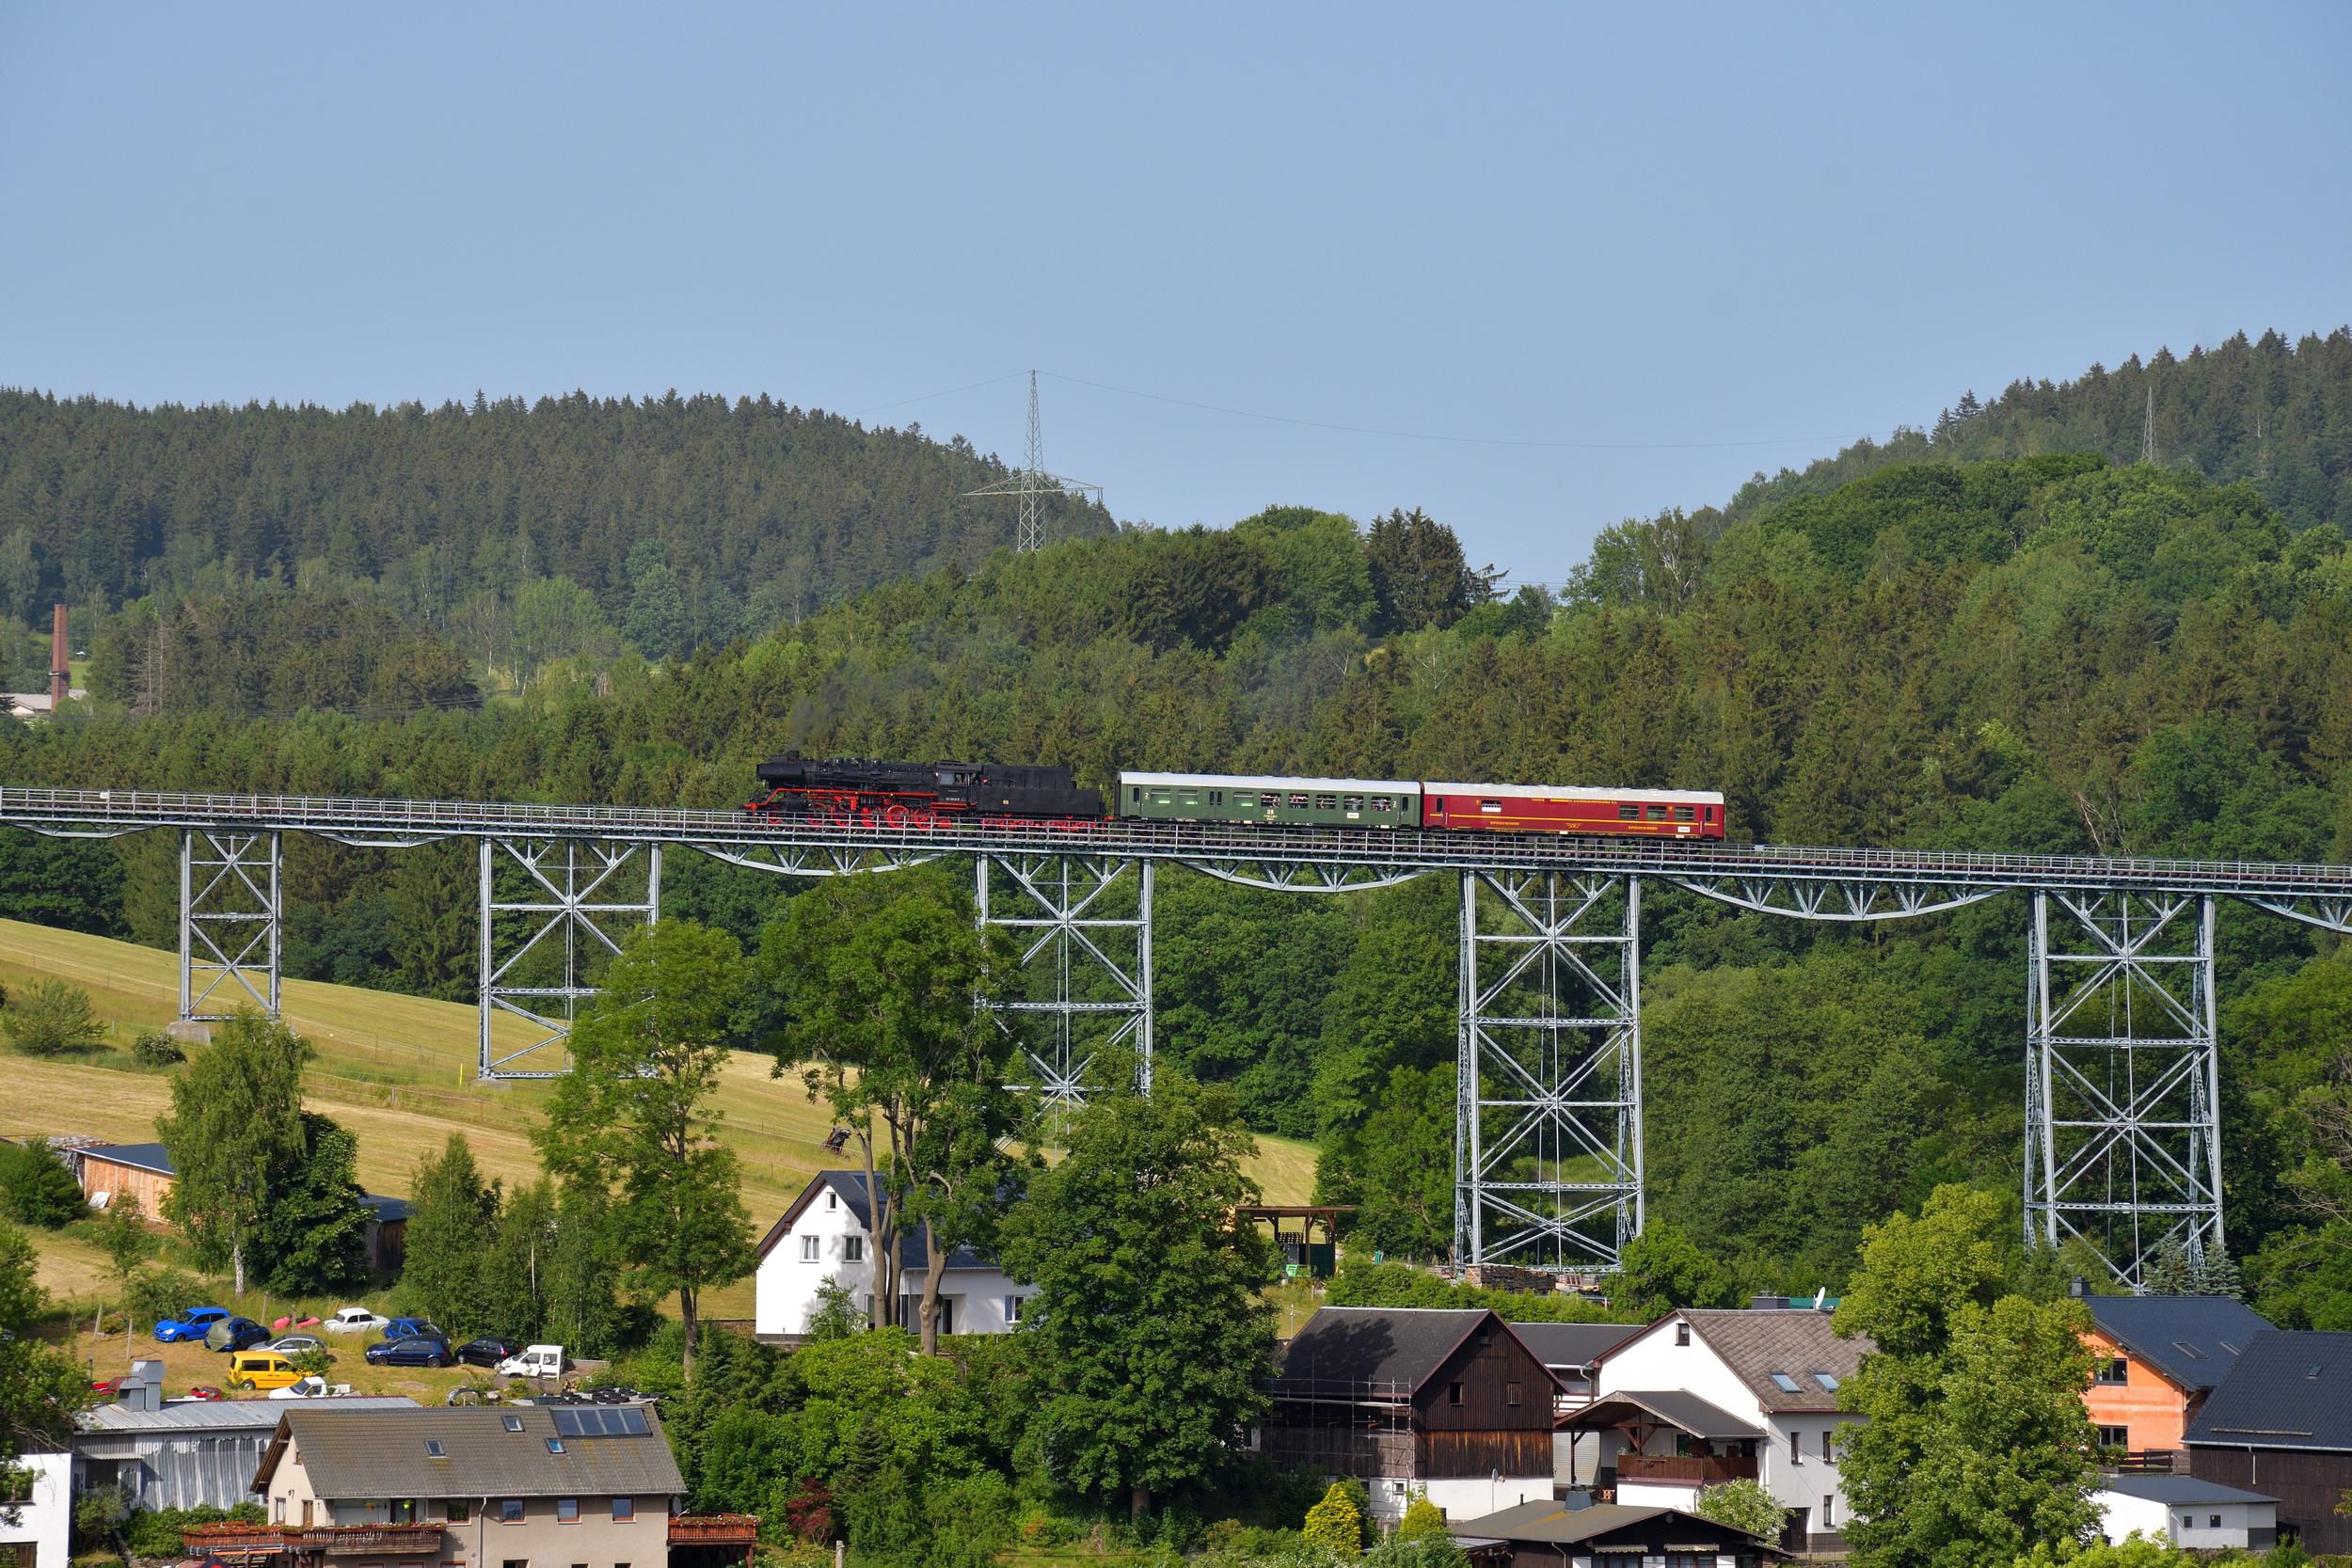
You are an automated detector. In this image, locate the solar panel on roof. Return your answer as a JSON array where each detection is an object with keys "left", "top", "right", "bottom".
[{"left": 549, "top": 1404, "right": 651, "bottom": 1437}]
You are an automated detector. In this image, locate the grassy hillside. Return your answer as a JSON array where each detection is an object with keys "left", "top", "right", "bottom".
[{"left": 0, "top": 919, "right": 1317, "bottom": 1314}]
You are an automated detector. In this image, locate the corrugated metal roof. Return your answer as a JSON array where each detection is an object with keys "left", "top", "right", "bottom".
[
  {"left": 79, "top": 1397, "right": 418, "bottom": 1433},
  {"left": 1423, "top": 782, "right": 1726, "bottom": 805},
  {"left": 82, "top": 1142, "right": 176, "bottom": 1177},
  {"left": 2099, "top": 1475, "right": 2276, "bottom": 1505},
  {"left": 257, "top": 1404, "right": 684, "bottom": 1499},
  {"left": 1569, "top": 1389, "right": 1763, "bottom": 1439}
]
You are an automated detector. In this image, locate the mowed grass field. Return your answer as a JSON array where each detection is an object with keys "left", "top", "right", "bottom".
[{"left": 0, "top": 919, "right": 1319, "bottom": 1320}]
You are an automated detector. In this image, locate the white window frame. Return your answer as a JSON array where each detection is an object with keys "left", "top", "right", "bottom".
[{"left": 800, "top": 1234, "right": 820, "bottom": 1262}]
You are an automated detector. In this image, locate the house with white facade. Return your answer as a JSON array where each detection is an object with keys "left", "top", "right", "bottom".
[
  {"left": 0, "top": 1452, "right": 70, "bottom": 1568},
  {"left": 1565, "top": 1307, "right": 1870, "bottom": 1556},
  {"left": 752, "top": 1170, "right": 1034, "bottom": 1339}
]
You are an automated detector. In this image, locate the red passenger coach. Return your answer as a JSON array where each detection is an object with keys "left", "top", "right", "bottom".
[{"left": 1422, "top": 782, "right": 1728, "bottom": 841}]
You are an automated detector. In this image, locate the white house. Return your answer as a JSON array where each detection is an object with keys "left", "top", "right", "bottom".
[
  {"left": 1567, "top": 1307, "right": 1870, "bottom": 1555},
  {"left": 2094, "top": 1475, "right": 2278, "bottom": 1550},
  {"left": 752, "top": 1170, "right": 1034, "bottom": 1339},
  {"left": 0, "top": 1452, "right": 72, "bottom": 1568}
]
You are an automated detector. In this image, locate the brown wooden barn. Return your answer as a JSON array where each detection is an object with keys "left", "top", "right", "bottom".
[{"left": 1263, "top": 1307, "right": 1565, "bottom": 1521}]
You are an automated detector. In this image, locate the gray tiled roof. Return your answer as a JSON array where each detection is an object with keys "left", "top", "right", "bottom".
[
  {"left": 2084, "top": 1294, "right": 2274, "bottom": 1392},
  {"left": 2185, "top": 1329, "right": 2352, "bottom": 1452},
  {"left": 1509, "top": 1322, "right": 1638, "bottom": 1370},
  {"left": 1277, "top": 1307, "right": 1496, "bottom": 1393},
  {"left": 1677, "top": 1309, "right": 1870, "bottom": 1412},
  {"left": 254, "top": 1405, "right": 684, "bottom": 1499}
]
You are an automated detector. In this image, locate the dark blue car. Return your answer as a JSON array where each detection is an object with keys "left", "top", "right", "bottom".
[
  {"left": 382, "top": 1317, "right": 444, "bottom": 1341},
  {"left": 365, "top": 1335, "right": 452, "bottom": 1368}
]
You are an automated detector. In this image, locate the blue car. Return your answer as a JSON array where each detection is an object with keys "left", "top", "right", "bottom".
[
  {"left": 365, "top": 1335, "right": 451, "bottom": 1369},
  {"left": 154, "top": 1307, "right": 230, "bottom": 1343},
  {"left": 382, "top": 1318, "right": 445, "bottom": 1341}
]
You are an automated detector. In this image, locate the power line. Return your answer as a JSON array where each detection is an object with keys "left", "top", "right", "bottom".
[
  {"left": 1040, "top": 371, "right": 1899, "bottom": 452},
  {"left": 848, "top": 370, "right": 1029, "bottom": 420}
]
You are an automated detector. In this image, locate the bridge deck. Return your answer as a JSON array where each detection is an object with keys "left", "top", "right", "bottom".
[{"left": 3, "top": 784, "right": 2348, "bottom": 898}]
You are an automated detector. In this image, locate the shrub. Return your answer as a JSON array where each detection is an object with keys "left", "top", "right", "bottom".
[
  {"left": 130, "top": 1031, "right": 186, "bottom": 1068},
  {"left": 1303, "top": 1481, "right": 1365, "bottom": 1558},
  {"left": 127, "top": 1267, "right": 215, "bottom": 1329},
  {"left": 124, "top": 1503, "right": 263, "bottom": 1559},
  {"left": 0, "top": 1141, "right": 87, "bottom": 1227},
  {"left": 5, "top": 979, "right": 105, "bottom": 1056},
  {"left": 1693, "top": 1479, "right": 1788, "bottom": 1541},
  {"left": 1365, "top": 1535, "right": 1470, "bottom": 1568},
  {"left": 1395, "top": 1497, "right": 1449, "bottom": 1542}
]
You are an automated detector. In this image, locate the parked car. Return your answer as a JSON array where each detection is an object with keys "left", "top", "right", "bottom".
[
  {"left": 322, "top": 1307, "right": 388, "bottom": 1335},
  {"left": 205, "top": 1316, "right": 271, "bottom": 1353},
  {"left": 265, "top": 1334, "right": 326, "bottom": 1357},
  {"left": 154, "top": 1307, "right": 230, "bottom": 1343},
  {"left": 365, "top": 1336, "right": 452, "bottom": 1369},
  {"left": 453, "top": 1337, "right": 520, "bottom": 1369},
  {"left": 494, "top": 1343, "right": 565, "bottom": 1379},
  {"left": 268, "top": 1374, "right": 354, "bottom": 1399},
  {"left": 227, "top": 1351, "right": 304, "bottom": 1391},
  {"left": 382, "top": 1317, "right": 445, "bottom": 1342}
]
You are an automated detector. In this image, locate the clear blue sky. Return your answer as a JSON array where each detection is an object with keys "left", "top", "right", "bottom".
[{"left": 4, "top": 3, "right": 2348, "bottom": 582}]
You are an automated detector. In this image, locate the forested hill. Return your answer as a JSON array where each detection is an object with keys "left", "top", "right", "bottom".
[
  {"left": 1723, "top": 326, "right": 2352, "bottom": 531},
  {"left": 0, "top": 388, "right": 1114, "bottom": 656},
  {"left": 8, "top": 455, "right": 2352, "bottom": 1327}
]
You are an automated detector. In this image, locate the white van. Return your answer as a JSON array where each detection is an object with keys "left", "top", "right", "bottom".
[{"left": 496, "top": 1343, "right": 565, "bottom": 1378}]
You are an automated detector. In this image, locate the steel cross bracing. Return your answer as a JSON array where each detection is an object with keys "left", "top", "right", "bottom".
[
  {"left": 14, "top": 785, "right": 2352, "bottom": 1282},
  {"left": 478, "top": 838, "right": 661, "bottom": 1080},
  {"left": 180, "top": 830, "right": 282, "bottom": 1020},
  {"left": 1456, "top": 873, "right": 1642, "bottom": 1271},
  {"left": 2025, "top": 891, "right": 2225, "bottom": 1289},
  {"left": 977, "top": 855, "right": 1152, "bottom": 1108}
]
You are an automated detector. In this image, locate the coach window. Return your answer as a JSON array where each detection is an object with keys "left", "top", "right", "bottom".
[
  {"left": 1289, "top": 794, "right": 1310, "bottom": 808},
  {"left": 1132, "top": 786, "right": 1142, "bottom": 802},
  {"left": 1372, "top": 796, "right": 1392, "bottom": 811},
  {"left": 1343, "top": 797, "right": 1363, "bottom": 813},
  {"left": 1673, "top": 805, "right": 1695, "bottom": 821},
  {"left": 1210, "top": 791, "right": 1222, "bottom": 805},
  {"left": 1181, "top": 793, "right": 1198, "bottom": 805},
  {"left": 1480, "top": 800, "right": 1503, "bottom": 814},
  {"left": 1618, "top": 802, "right": 1640, "bottom": 819},
  {"left": 1646, "top": 804, "right": 1669, "bottom": 820},
  {"left": 1314, "top": 795, "right": 1336, "bottom": 810}
]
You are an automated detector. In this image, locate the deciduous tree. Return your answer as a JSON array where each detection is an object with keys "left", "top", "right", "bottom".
[
  {"left": 157, "top": 1010, "right": 310, "bottom": 1294},
  {"left": 539, "top": 920, "right": 754, "bottom": 1379},
  {"left": 997, "top": 1070, "right": 1277, "bottom": 1521}
]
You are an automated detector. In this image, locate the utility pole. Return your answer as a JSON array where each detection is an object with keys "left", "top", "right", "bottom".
[{"left": 965, "top": 371, "right": 1104, "bottom": 553}]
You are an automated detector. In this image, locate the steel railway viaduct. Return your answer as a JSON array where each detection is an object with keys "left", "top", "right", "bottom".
[{"left": 8, "top": 784, "right": 2350, "bottom": 1291}]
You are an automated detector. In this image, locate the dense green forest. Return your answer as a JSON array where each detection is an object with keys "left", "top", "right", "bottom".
[
  {"left": 3, "top": 329, "right": 2352, "bottom": 1330},
  {"left": 0, "top": 388, "right": 1112, "bottom": 696}
]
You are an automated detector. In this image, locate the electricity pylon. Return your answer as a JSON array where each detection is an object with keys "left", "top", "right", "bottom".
[{"left": 966, "top": 371, "right": 1104, "bottom": 552}]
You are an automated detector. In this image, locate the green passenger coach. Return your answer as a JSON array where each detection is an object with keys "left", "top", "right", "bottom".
[{"left": 1117, "top": 771, "right": 1422, "bottom": 829}]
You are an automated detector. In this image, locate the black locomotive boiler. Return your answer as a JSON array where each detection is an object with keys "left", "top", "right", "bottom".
[{"left": 746, "top": 753, "right": 1104, "bottom": 829}]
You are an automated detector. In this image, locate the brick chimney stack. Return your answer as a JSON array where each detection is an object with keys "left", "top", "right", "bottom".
[{"left": 49, "top": 604, "right": 67, "bottom": 713}]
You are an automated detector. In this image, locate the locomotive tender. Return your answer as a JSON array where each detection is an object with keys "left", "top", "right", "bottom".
[{"left": 749, "top": 754, "right": 1727, "bottom": 841}]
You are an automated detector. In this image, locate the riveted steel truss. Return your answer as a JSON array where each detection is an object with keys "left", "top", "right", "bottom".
[
  {"left": 180, "top": 830, "right": 282, "bottom": 1021},
  {"left": 1184, "top": 860, "right": 1427, "bottom": 894},
  {"left": 478, "top": 837, "right": 661, "bottom": 1081},
  {"left": 1669, "top": 874, "right": 2001, "bottom": 922},
  {"left": 1456, "top": 872, "right": 1642, "bottom": 1272},
  {"left": 2024, "top": 890, "right": 2224, "bottom": 1287},
  {"left": 692, "top": 842, "right": 942, "bottom": 878},
  {"left": 977, "top": 855, "right": 1152, "bottom": 1109},
  {"left": 2240, "top": 894, "right": 2352, "bottom": 934}
]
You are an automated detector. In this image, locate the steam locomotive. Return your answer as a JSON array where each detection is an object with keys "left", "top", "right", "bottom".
[{"left": 746, "top": 754, "right": 1727, "bottom": 841}]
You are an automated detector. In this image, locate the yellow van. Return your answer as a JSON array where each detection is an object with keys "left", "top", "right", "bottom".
[{"left": 227, "top": 1351, "right": 302, "bottom": 1390}]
